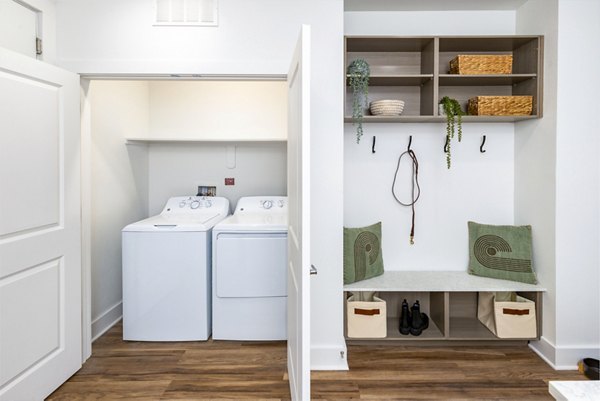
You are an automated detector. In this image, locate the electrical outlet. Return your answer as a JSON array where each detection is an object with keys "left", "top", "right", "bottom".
[{"left": 225, "top": 178, "right": 235, "bottom": 186}]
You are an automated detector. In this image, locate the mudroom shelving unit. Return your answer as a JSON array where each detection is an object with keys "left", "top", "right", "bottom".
[
  {"left": 344, "top": 35, "right": 543, "bottom": 123},
  {"left": 344, "top": 271, "right": 545, "bottom": 344}
]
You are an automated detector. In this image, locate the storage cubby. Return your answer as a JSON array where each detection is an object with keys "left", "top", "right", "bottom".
[
  {"left": 438, "top": 36, "right": 542, "bottom": 117},
  {"left": 344, "top": 272, "right": 545, "bottom": 344},
  {"left": 345, "top": 37, "right": 436, "bottom": 119},
  {"left": 344, "top": 35, "right": 543, "bottom": 123}
]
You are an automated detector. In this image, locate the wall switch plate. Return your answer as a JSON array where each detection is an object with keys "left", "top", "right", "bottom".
[{"left": 225, "top": 178, "right": 235, "bottom": 186}]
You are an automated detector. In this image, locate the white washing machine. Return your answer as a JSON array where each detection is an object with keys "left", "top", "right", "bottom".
[
  {"left": 212, "top": 196, "right": 288, "bottom": 340},
  {"left": 122, "top": 196, "right": 229, "bottom": 341}
]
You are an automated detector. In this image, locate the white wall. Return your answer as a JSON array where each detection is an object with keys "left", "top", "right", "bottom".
[
  {"left": 516, "top": 0, "right": 599, "bottom": 369},
  {"left": 515, "top": 0, "right": 559, "bottom": 355},
  {"left": 57, "top": 0, "right": 347, "bottom": 370},
  {"left": 148, "top": 142, "right": 287, "bottom": 215},
  {"left": 148, "top": 81, "right": 287, "bottom": 141},
  {"left": 553, "top": 0, "right": 599, "bottom": 366},
  {"left": 57, "top": 0, "right": 302, "bottom": 75},
  {"left": 344, "top": 10, "right": 516, "bottom": 36},
  {"left": 344, "top": 11, "right": 517, "bottom": 271},
  {"left": 345, "top": 125, "right": 514, "bottom": 270},
  {"left": 89, "top": 80, "right": 150, "bottom": 339}
]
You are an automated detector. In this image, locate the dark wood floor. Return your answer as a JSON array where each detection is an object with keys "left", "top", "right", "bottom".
[{"left": 48, "top": 323, "right": 582, "bottom": 400}]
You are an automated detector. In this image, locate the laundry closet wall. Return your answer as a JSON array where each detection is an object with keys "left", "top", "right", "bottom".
[{"left": 88, "top": 81, "right": 150, "bottom": 339}]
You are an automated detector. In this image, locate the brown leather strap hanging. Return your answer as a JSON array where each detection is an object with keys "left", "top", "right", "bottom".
[{"left": 392, "top": 136, "right": 420, "bottom": 244}]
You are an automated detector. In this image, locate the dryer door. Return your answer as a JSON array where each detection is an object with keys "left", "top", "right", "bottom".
[{"left": 215, "top": 233, "right": 287, "bottom": 298}]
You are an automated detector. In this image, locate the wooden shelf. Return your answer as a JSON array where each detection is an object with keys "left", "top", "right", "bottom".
[
  {"left": 438, "top": 36, "right": 541, "bottom": 52},
  {"left": 439, "top": 74, "right": 537, "bottom": 86},
  {"left": 347, "top": 317, "right": 444, "bottom": 341},
  {"left": 344, "top": 115, "right": 537, "bottom": 123},
  {"left": 347, "top": 74, "right": 433, "bottom": 86},
  {"left": 125, "top": 137, "right": 286, "bottom": 143},
  {"left": 346, "top": 36, "right": 435, "bottom": 52},
  {"left": 448, "top": 317, "right": 497, "bottom": 340}
]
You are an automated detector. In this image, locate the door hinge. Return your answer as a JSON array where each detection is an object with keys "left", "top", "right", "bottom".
[{"left": 36, "top": 37, "right": 42, "bottom": 56}]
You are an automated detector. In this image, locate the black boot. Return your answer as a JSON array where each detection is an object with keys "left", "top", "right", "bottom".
[
  {"left": 410, "top": 300, "right": 429, "bottom": 336},
  {"left": 399, "top": 299, "right": 411, "bottom": 335}
]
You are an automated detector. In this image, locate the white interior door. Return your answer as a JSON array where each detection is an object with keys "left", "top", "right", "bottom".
[
  {"left": 0, "top": 47, "right": 82, "bottom": 400},
  {"left": 287, "top": 25, "right": 311, "bottom": 401}
]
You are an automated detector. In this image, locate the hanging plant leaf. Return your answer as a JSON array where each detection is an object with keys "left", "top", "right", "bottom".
[
  {"left": 347, "top": 59, "right": 370, "bottom": 143},
  {"left": 440, "top": 96, "right": 464, "bottom": 169}
]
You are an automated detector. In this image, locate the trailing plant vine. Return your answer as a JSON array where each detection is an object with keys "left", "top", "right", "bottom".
[
  {"left": 440, "top": 96, "right": 464, "bottom": 169},
  {"left": 347, "top": 59, "right": 370, "bottom": 143}
]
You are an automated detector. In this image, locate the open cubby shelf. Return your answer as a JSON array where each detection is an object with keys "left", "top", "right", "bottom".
[
  {"left": 344, "top": 271, "right": 545, "bottom": 343},
  {"left": 344, "top": 35, "right": 543, "bottom": 122}
]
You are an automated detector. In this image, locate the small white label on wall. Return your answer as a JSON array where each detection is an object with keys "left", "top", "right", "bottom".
[{"left": 155, "top": 0, "right": 218, "bottom": 26}]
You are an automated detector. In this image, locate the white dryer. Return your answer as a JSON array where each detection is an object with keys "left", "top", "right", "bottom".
[
  {"left": 122, "top": 196, "right": 229, "bottom": 341},
  {"left": 212, "top": 196, "right": 288, "bottom": 340}
]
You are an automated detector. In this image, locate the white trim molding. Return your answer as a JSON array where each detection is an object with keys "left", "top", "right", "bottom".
[
  {"left": 530, "top": 336, "right": 600, "bottom": 370},
  {"left": 91, "top": 301, "right": 123, "bottom": 342}
]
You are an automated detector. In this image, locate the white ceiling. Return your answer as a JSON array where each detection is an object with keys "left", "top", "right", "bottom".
[{"left": 344, "top": 0, "right": 529, "bottom": 12}]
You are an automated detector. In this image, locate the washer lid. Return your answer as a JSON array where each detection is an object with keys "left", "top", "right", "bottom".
[
  {"left": 214, "top": 213, "right": 288, "bottom": 232},
  {"left": 122, "top": 213, "right": 224, "bottom": 232}
]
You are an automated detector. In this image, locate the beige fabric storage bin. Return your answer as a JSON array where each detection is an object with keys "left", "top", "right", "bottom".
[
  {"left": 346, "top": 294, "right": 387, "bottom": 338},
  {"left": 478, "top": 292, "right": 537, "bottom": 338}
]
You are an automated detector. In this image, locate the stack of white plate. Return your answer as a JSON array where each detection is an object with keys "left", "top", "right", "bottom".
[{"left": 370, "top": 99, "right": 405, "bottom": 116}]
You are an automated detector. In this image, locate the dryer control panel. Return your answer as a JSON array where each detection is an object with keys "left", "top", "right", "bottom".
[{"left": 234, "top": 196, "right": 287, "bottom": 214}]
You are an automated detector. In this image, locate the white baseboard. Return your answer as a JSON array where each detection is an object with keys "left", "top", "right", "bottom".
[
  {"left": 311, "top": 343, "right": 349, "bottom": 371},
  {"left": 91, "top": 301, "right": 122, "bottom": 342},
  {"left": 530, "top": 336, "right": 600, "bottom": 370}
]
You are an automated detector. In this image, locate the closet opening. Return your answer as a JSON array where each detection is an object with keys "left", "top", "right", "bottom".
[{"left": 79, "top": 76, "right": 290, "bottom": 391}]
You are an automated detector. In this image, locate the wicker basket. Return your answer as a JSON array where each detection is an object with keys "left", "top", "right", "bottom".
[
  {"left": 370, "top": 100, "right": 405, "bottom": 116},
  {"left": 449, "top": 55, "right": 513, "bottom": 75},
  {"left": 468, "top": 96, "right": 533, "bottom": 116}
]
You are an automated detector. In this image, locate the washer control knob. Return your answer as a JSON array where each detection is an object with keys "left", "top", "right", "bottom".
[
  {"left": 263, "top": 200, "right": 273, "bottom": 209},
  {"left": 190, "top": 200, "right": 200, "bottom": 209},
  {"left": 278, "top": 200, "right": 284, "bottom": 208},
  {"left": 179, "top": 201, "right": 186, "bottom": 208},
  {"left": 204, "top": 200, "right": 212, "bottom": 208}
]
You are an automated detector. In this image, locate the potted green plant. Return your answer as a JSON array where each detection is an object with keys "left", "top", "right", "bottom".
[
  {"left": 347, "top": 59, "right": 370, "bottom": 143},
  {"left": 439, "top": 96, "right": 464, "bottom": 169}
]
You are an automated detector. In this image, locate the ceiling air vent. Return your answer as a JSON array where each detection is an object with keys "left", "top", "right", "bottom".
[{"left": 155, "top": 0, "right": 218, "bottom": 26}]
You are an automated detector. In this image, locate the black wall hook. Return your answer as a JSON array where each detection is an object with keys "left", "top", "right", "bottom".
[
  {"left": 407, "top": 135, "right": 413, "bottom": 151},
  {"left": 480, "top": 135, "right": 487, "bottom": 153},
  {"left": 372, "top": 136, "right": 376, "bottom": 154}
]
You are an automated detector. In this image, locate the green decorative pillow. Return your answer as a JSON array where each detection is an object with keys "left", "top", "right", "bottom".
[
  {"left": 468, "top": 221, "right": 537, "bottom": 284},
  {"left": 344, "top": 222, "right": 384, "bottom": 284}
]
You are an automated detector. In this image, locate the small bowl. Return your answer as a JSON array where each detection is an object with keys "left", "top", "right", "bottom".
[{"left": 582, "top": 358, "right": 599, "bottom": 380}]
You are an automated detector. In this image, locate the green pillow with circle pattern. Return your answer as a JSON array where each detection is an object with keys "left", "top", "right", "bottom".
[
  {"left": 344, "top": 222, "right": 385, "bottom": 285},
  {"left": 468, "top": 221, "right": 537, "bottom": 284}
]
